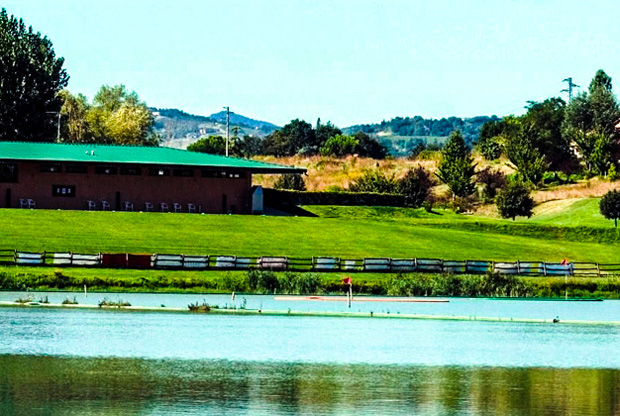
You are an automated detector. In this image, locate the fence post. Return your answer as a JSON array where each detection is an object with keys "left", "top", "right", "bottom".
[
  {"left": 596, "top": 263, "right": 601, "bottom": 277},
  {"left": 542, "top": 262, "right": 547, "bottom": 276},
  {"left": 517, "top": 260, "right": 521, "bottom": 276}
]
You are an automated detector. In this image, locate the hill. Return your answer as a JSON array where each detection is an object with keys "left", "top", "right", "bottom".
[
  {"left": 344, "top": 115, "right": 500, "bottom": 155},
  {"left": 151, "top": 108, "right": 279, "bottom": 149}
]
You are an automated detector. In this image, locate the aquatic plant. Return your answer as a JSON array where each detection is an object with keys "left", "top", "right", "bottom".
[
  {"left": 98, "top": 297, "right": 131, "bottom": 308},
  {"left": 62, "top": 296, "right": 79, "bottom": 305},
  {"left": 188, "top": 300, "right": 216, "bottom": 312},
  {"left": 14, "top": 295, "right": 34, "bottom": 304}
]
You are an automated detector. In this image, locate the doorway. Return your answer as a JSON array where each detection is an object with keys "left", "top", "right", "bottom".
[
  {"left": 222, "top": 194, "right": 227, "bottom": 214},
  {"left": 4, "top": 189, "right": 11, "bottom": 208},
  {"left": 115, "top": 191, "right": 121, "bottom": 211}
]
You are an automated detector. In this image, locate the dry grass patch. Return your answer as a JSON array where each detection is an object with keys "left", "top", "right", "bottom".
[{"left": 533, "top": 178, "right": 620, "bottom": 203}]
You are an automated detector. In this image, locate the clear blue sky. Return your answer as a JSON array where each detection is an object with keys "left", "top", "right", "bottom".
[{"left": 4, "top": 0, "right": 619, "bottom": 127}]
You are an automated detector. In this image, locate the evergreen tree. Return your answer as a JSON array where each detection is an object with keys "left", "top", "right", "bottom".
[
  {"left": 436, "top": 130, "right": 476, "bottom": 198},
  {"left": 0, "top": 8, "right": 69, "bottom": 141},
  {"left": 398, "top": 167, "right": 434, "bottom": 207}
]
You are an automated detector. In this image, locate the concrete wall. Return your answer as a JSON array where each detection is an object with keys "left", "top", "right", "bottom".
[{"left": 0, "top": 161, "right": 253, "bottom": 213}]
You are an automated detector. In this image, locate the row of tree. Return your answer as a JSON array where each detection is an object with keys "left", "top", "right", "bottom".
[
  {"left": 188, "top": 119, "right": 389, "bottom": 159},
  {"left": 0, "top": 8, "right": 157, "bottom": 146},
  {"left": 477, "top": 70, "right": 620, "bottom": 182},
  {"left": 59, "top": 86, "right": 158, "bottom": 145}
]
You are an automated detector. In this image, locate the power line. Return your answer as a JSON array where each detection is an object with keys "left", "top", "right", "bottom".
[{"left": 561, "top": 77, "right": 579, "bottom": 101}]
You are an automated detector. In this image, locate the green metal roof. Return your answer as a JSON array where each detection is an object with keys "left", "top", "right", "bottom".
[{"left": 0, "top": 141, "right": 305, "bottom": 174}]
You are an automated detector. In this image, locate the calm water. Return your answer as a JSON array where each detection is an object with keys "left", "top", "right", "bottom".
[{"left": 2, "top": 292, "right": 620, "bottom": 415}]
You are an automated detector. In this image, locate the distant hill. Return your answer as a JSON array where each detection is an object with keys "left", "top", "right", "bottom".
[
  {"left": 151, "top": 107, "right": 279, "bottom": 149},
  {"left": 152, "top": 106, "right": 498, "bottom": 155},
  {"left": 344, "top": 115, "right": 500, "bottom": 156},
  {"left": 209, "top": 111, "right": 279, "bottom": 133}
]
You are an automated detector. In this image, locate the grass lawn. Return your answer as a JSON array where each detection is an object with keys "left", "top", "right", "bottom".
[{"left": 0, "top": 199, "right": 618, "bottom": 263}]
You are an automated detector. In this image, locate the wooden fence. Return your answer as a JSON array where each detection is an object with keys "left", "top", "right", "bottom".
[{"left": 1, "top": 249, "right": 619, "bottom": 277}]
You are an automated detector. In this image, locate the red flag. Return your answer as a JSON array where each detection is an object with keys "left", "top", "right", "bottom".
[
  {"left": 561, "top": 258, "right": 568, "bottom": 265},
  {"left": 343, "top": 276, "right": 352, "bottom": 285}
]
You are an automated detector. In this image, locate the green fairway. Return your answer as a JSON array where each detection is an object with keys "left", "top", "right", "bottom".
[{"left": 0, "top": 199, "right": 618, "bottom": 262}]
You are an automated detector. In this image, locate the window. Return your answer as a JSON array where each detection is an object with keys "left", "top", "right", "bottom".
[
  {"left": 120, "top": 166, "right": 142, "bottom": 175},
  {"left": 149, "top": 167, "right": 170, "bottom": 176},
  {"left": 52, "top": 185, "right": 76, "bottom": 197},
  {"left": 40, "top": 163, "right": 62, "bottom": 173},
  {"left": 0, "top": 163, "right": 18, "bottom": 183},
  {"left": 95, "top": 166, "right": 117, "bottom": 175},
  {"left": 201, "top": 170, "right": 221, "bottom": 178},
  {"left": 173, "top": 168, "right": 194, "bottom": 177},
  {"left": 228, "top": 172, "right": 246, "bottom": 179},
  {"left": 65, "top": 164, "right": 87, "bottom": 174}
]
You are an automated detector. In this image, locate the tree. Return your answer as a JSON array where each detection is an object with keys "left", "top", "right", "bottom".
[
  {"left": 59, "top": 85, "right": 158, "bottom": 145},
  {"left": 353, "top": 131, "right": 388, "bottom": 159},
  {"left": 477, "top": 168, "right": 506, "bottom": 202},
  {"left": 496, "top": 181, "right": 534, "bottom": 220},
  {"left": 274, "top": 174, "right": 306, "bottom": 191},
  {"left": 58, "top": 90, "right": 89, "bottom": 142},
  {"left": 398, "top": 167, "right": 434, "bottom": 207},
  {"left": 0, "top": 8, "right": 69, "bottom": 141},
  {"left": 563, "top": 70, "right": 620, "bottom": 174},
  {"left": 522, "top": 98, "right": 572, "bottom": 170},
  {"left": 600, "top": 190, "right": 620, "bottom": 227},
  {"left": 315, "top": 119, "right": 342, "bottom": 148},
  {"left": 320, "top": 134, "right": 358, "bottom": 157},
  {"left": 476, "top": 120, "right": 504, "bottom": 160},
  {"left": 187, "top": 136, "right": 227, "bottom": 155},
  {"left": 235, "top": 135, "right": 263, "bottom": 157},
  {"left": 262, "top": 119, "right": 316, "bottom": 156},
  {"left": 502, "top": 122, "right": 548, "bottom": 186},
  {"left": 436, "top": 130, "right": 476, "bottom": 198}
]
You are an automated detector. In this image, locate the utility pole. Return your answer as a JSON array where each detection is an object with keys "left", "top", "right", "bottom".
[
  {"left": 223, "top": 106, "right": 230, "bottom": 156},
  {"left": 562, "top": 77, "right": 579, "bottom": 102}
]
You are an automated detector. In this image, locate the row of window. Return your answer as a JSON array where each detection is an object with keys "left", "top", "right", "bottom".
[{"left": 39, "top": 164, "right": 247, "bottom": 178}]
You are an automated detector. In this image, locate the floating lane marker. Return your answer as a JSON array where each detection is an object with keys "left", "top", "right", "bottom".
[
  {"left": 274, "top": 296, "right": 449, "bottom": 303},
  {"left": 1, "top": 301, "right": 619, "bottom": 326}
]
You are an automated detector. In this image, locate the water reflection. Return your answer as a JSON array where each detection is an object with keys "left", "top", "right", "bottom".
[{"left": 2, "top": 356, "right": 620, "bottom": 415}]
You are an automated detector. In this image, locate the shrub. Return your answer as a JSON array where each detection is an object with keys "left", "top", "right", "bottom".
[
  {"left": 319, "top": 134, "right": 358, "bottom": 157},
  {"left": 246, "top": 270, "right": 279, "bottom": 293},
  {"left": 477, "top": 168, "right": 506, "bottom": 202},
  {"left": 496, "top": 181, "right": 534, "bottom": 220},
  {"left": 349, "top": 170, "right": 397, "bottom": 193},
  {"left": 274, "top": 174, "right": 306, "bottom": 191},
  {"left": 398, "top": 166, "right": 434, "bottom": 208},
  {"left": 600, "top": 189, "right": 620, "bottom": 227}
]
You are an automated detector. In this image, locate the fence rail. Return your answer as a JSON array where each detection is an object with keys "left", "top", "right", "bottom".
[{"left": 1, "top": 249, "right": 618, "bottom": 278}]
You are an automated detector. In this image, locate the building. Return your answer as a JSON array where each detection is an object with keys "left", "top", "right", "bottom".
[{"left": 0, "top": 141, "right": 305, "bottom": 213}]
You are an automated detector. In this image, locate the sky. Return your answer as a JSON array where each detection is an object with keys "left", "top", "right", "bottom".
[{"left": 3, "top": 0, "right": 619, "bottom": 127}]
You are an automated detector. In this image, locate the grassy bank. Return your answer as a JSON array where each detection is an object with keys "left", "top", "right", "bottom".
[
  {"left": 0, "top": 203, "right": 619, "bottom": 262},
  {"left": 2, "top": 266, "right": 619, "bottom": 299}
]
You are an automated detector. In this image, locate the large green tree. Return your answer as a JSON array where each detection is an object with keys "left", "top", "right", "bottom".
[
  {"left": 0, "top": 8, "right": 69, "bottom": 141},
  {"left": 502, "top": 120, "right": 548, "bottom": 186},
  {"left": 59, "top": 85, "right": 158, "bottom": 145},
  {"left": 436, "top": 130, "right": 476, "bottom": 198},
  {"left": 563, "top": 69, "right": 620, "bottom": 174}
]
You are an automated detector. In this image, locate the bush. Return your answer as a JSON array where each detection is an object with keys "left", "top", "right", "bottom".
[
  {"left": 398, "top": 166, "right": 434, "bottom": 208},
  {"left": 319, "top": 134, "right": 359, "bottom": 157},
  {"left": 247, "top": 270, "right": 279, "bottom": 293},
  {"left": 477, "top": 168, "right": 506, "bottom": 202},
  {"left": 274, "top": 174, "right": 306, "bottom": 191},
  {"left": 496, "top": 181, "right": 534, "bottom": 220},
  {"left": 600, "top": 189, "right": 620, "bottom": 227},
  {"left": 349, "top": 170, "right": 397, "bottom": 193}
]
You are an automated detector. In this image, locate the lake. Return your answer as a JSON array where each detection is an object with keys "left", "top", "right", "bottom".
[{"left": 2, "top": 291, "right": 620, "bottom": 415}]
